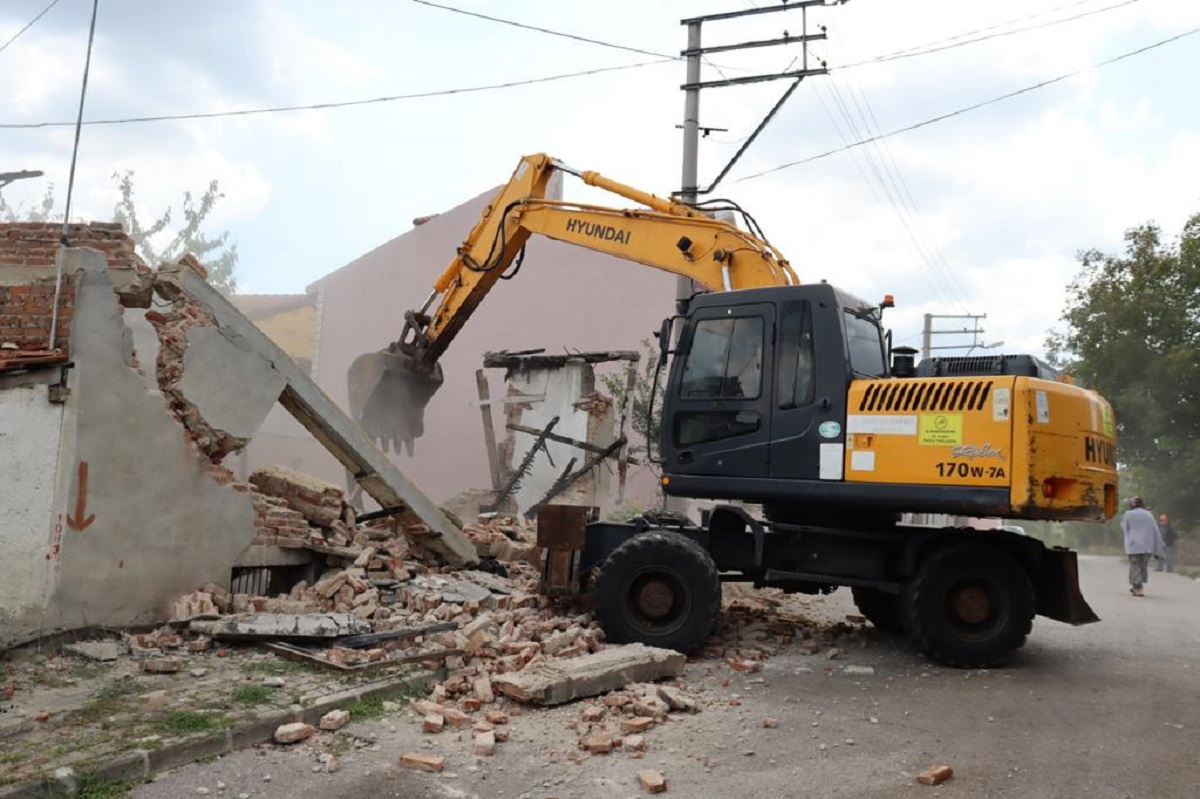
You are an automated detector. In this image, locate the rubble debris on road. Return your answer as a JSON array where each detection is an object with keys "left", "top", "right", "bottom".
[
  {"left": 62, "top": 641, "right": 121, "bottom": 662},
  {"left": 208, "top": 613, "right": 372, "bottom": 642},
  {"left": 637, "top": 768, "right": 668, "bottom": 793},
  {"left": 916, "top": 764, "right": 954, "bottom": 786},
  {"left": 318, "top": 710, "right": 350, "bottom": 731},
  {"left": 400, "top": 752, "right": 445, "bottom": 772},
  {"left": 273, "top": 722, "right": 315, "bottom": 744},
  {"left": 492, "top": 644, "right": 685, "bottom": 706}
]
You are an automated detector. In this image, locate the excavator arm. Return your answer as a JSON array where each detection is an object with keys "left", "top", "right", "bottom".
[{"left": 351, "top": 153, "right": 797, "bottom": 455}]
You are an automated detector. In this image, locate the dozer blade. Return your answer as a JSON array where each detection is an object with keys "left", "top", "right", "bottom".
[
  {"left": 1034, "top": 547, "right": 1101, "bottom": 625},
  {"left": 347, "top": 349, "right": 444, "bottom": 456}
]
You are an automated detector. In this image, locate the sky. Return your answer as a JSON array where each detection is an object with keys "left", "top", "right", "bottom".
[{"left": 1, "top": 0, "right": 1198, "bottom": 355}]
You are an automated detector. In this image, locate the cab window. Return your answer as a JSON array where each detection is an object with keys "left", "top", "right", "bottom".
[
  {"left": 844, "top": 310, "right": 886, "bottom": 378},
  {"left": 777, "top": 301, "right": 815, "bottom": 408},
  {"left": 680, "top": 317, "right": 764, "bottom": 399}
]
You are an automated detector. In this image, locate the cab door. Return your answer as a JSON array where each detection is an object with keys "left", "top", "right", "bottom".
[
  {"left": 769, "top": 295, "right": 851, "bottom": 480},
  {"left": 662, "top": 303, "right": 774, "bottom": 478}
]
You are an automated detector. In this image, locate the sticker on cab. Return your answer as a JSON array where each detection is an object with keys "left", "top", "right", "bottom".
[
  {"left": 818, "top": 421, "right": 842, "bottom": 439},
  {"left": 1036, "top": 390, "right": 1050, "bottom": 424},
  {"left": 992, "top": 387, "right": 1011, "bottom": 422},
  {"left": 919, "top": 413, "right": 963, "bottom": 445}
]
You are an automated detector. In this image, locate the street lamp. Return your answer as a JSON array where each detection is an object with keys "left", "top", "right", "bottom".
[{"left": 0, "top": 170, "right": 44, "bottom": 189}]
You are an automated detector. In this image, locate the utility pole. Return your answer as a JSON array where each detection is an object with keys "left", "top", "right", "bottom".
[
  {"left": 675, "top": 0, "right": 841, "bottom": 313},
  {"left": 664, "top": 3, "right": 841, "bottom": 513},
  {"left": 921, "top": 312, "right": 989, "bottom": 359}
]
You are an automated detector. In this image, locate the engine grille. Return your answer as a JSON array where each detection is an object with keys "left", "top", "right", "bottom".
[{"left": 858, "top": 379, "right": 993, "bottom": 413}]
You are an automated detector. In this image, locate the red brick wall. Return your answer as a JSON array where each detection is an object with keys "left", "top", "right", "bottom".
[
  {"left": 0, "top": 222, "right": 144, "bottom": 353},
  {"left": 0, "top": 276, "right": 74, "bottom": 351}
]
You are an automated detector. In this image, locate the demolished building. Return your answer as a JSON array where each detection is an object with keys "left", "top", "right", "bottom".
[
  {"left": 245, "top": 182, "right": 674, "bottom": 511},
  {"left": 0, "top": 223, "right": 474, "bottom": 649}
]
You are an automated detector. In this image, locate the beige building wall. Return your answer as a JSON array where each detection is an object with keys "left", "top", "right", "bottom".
[{"left": 300, "top": 185, "right": 674, "bottom": 506}]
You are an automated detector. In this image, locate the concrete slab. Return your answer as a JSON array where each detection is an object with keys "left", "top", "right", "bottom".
[
  {"left": 63, "top": 641, "right": 121, "bottom": 662},
  {"left": 156, "top": 261, "right": 478, "bottom": 567},
  {"left": 492, "top": 644, "right": 685, "bottom": 705},
  {"left": 177, "top": 325, "right": 286, "bottom": 440},
  {"left": 211, "top": 613, "right": 371, "bottom": 641}
]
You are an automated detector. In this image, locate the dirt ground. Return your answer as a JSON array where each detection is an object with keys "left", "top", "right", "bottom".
[{"left": 126, "top": 556, "right": 1199, "bottom": 799}]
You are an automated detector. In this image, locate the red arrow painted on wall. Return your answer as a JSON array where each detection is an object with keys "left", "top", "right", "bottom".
[{"left": 65, "top": 461, "right": 95, "bottom": 532}]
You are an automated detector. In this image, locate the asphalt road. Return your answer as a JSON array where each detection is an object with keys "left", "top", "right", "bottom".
[{"left": 135, "top": 556, "right": 1200, "bottom": 799}]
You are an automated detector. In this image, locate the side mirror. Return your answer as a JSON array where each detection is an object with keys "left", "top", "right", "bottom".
[{"left": 657, "top": 317, "right": 672, "bottom": 362}]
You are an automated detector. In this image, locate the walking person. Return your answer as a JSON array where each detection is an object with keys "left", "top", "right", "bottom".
[
  {"left": 1156, "top": 513, "right": 1178, "bottom": 573},
  {"left": 1122, "top": 497, "right": 1164, "bottom": 596}
]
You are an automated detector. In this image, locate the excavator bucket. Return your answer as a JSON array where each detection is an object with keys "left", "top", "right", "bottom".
[
  {"left": 347, "top": 349, "right": 444, "bottom": 456},
  {"left": 1034, "top": 547, "right": 1100, "bottom": 625}
]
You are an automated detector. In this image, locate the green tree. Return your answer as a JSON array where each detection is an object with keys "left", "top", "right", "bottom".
[
  {"left": 0, "top": 172, "right": 238, "bottom": 294},
  {"left": 1048, "top": 212, "right": 1200, "bottom": 525},
  {"left": 112, "top": 170, "right": 238, "bottom": 294},
  {"left": 601, "top": 339, "right": 665, "bottom": 469},
  {"left": 0, "top": 182, "right": 55, "bottom": 222}
]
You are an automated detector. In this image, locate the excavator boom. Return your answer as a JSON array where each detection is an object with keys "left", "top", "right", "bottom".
[{"left": 352, "top": 153, "right": 796, "bottom": 453}]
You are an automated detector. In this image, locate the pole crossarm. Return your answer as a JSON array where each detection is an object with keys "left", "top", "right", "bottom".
[
  {"left": 683, "top": 32, "right": 827, "bottom": 57},
  {"left": 682, "top": 67, "right": 828, "bottom": 91},
  {"left": 683, "top": 0, "right": 833, "bottom": 25}
]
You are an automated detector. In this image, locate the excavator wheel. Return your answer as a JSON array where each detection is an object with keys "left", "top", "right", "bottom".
[
  {"left": 593, "top": 530, "right": 720, "bottom": 654},
  {"left": 851, "top": 587, "right": 903, "bottom": 634},
  {"left": 901, "top": 543, "right": 1034, "bottom": 668}
]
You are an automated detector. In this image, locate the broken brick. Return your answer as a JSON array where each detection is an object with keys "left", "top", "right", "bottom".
[
  {"left": 441, "top": 707, "right": 473, "bottom": 729},
  {"left": 916, "top": 765, "right": 954, "bottom": 786},
  {"left": 637, "top": 769, "right": 667, "bottom": 793},
  {"left": 273, "top": 722, "right": 315, "bottom": 744},
  {"left": 400, "top": 752, "right": 445, "bottom": 772},
  {"left": 621, "top": 716, "right": 656, "bottom": 734},
  {"left": 580, "top": 731, "right": 614, "bottom": 754},
  {"left": 141, "top": 658, "right": 184, "bottom": 674},
  {"left": 473, "top": 729, "right": 496, "bottom": 757},
  {"left": 319, "top": 710, "right": 350, "bottom": 731}
]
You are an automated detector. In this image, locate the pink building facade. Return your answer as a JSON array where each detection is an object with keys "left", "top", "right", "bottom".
[{"left": 246, "top": 185, "right": 675, "bottom": 508}]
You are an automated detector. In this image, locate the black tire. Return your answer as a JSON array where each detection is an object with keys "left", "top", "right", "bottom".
[
  {"left": 851, "top": 587, "right": 903, "bottom": 634},
  {"left": 901, "top": 543, "right": 1035, "bottom": 668},
  {"left": 593, "top": 531, "right": 720, "bottom": 653}
]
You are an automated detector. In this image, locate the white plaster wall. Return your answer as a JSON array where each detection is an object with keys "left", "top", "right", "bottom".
[
  {"left": 0, "top": 381, "right": 62, "bottom": 625},
  {"left": 506, "top": 363, "right": 612, "bottom": 515}
]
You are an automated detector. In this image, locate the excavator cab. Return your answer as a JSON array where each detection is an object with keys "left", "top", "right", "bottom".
[{"left": 659, "top": 284, "right": 891, "bottom": 519}]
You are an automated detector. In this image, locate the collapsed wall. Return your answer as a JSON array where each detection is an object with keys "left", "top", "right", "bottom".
[{"left": 0, "top": 224, "right": 473, "bottom": 650}]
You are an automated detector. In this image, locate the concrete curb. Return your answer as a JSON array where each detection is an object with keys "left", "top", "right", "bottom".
[{"left": 0, "top": 669, "right": 437, "bottom": 798}]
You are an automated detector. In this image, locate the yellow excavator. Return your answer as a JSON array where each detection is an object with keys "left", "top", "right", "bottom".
[{"left": 351, "top": 153, "right": 1116, "bottom": 667}]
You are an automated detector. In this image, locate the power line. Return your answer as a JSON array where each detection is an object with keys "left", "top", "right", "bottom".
[
  {"left": 735, "top": 26, "right": 1200, "bottom": 183},
  {"left": 816, "top": 79, "right": 968, "bottom": 310},
  {"left": 0, "top": 0, "right": 1167, "bottom": 133},
  {"left": 412, "top": 0, "right": 746, "bottom": 87},
  {"left": 410, "top": 0, "right": 676, "bottom": 60},
  {"left": 0, "top": 58, "right": 673, "bottom": 129},
  {"left": 0, "top": 0, "right": 63, "bottom": 55},
  {"left": 842, "top": 0, "right": 1142, "bottom": 69},
  {"left": 872, "top": 0, "right": 1122, "bottom": 60},
  {"left": 830, "top": 28, "right": 972, "bottom": 304}
]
